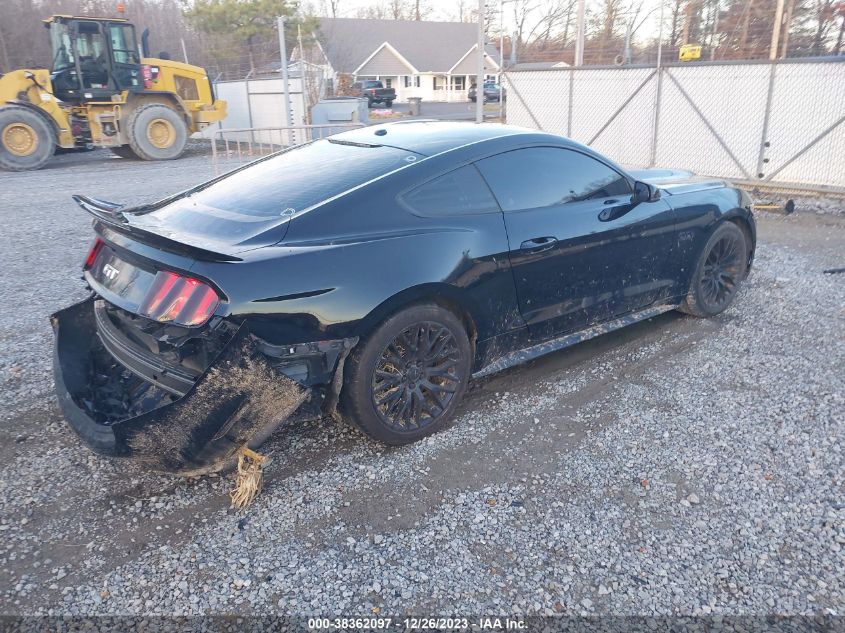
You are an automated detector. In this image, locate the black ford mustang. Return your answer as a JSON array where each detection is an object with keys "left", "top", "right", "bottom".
[{"left": 53, "top": 122, "right": 756, "bottom": 474}]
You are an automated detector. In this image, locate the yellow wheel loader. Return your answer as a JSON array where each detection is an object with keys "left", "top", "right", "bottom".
[{"left": 0, "top": 15, "right": 226, "bottom": 171}]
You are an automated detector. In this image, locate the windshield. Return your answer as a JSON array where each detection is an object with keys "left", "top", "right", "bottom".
[
  {"left": 132, "top": 139, "right": 421, "bottom": 246},
  {"left": 50, "top": 23, "right": 74, "bottom": 71}
]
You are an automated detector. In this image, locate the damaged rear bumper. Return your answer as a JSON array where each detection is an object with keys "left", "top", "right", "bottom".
[{"left": 51, "top": 297, "right": 353, "bottom": 474}]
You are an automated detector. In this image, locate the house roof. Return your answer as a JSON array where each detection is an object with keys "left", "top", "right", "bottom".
[
  {"left": 508, "top": 61, "right": 571, "bottom": 70},
  {"left": 317, "top": 17, "right": 499, "bottom": 74}
]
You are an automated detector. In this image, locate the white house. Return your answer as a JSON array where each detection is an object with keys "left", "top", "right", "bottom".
[{"left": 315, "top": 18, "right": 501, "bottom": 103}]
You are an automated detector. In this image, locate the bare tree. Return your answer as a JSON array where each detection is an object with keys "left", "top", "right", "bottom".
[
  {"left": 835, "top": 0, "right": 845, "bottom": 52},
  {"left": 808, "top": 0, "right": 838, "bottom": 52},
  {"left": 511, "top": 0, "right": 541, "bottom": 59},
  {"left": 524, "top": 0, "right": 579, "bottom": 50},
  {"left": 320, "top": 0, "right": 340, "bottom": 17}
]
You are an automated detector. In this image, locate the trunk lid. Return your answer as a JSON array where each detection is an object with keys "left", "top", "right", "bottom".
[{"left": 85, "top": 239, "right": 160, "bottom": 314}]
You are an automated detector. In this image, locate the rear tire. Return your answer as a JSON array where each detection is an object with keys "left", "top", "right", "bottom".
[
  {"left": 385, "top": 100, "right": 393, "bottom": 108},
  {"left": 110, "top": 145, "right": 140, "bottom": 159},
  {"left": 126, "top": 103, "right": 188, "bottom": 161},
  {"left": 679, "top": 222, "right": 748, "bottom": 317},
  {"left": 0, "top": 106, "right": 54, "bottom": 171},
  {"left": 340, "top": 304, "right": 472, "bottom": 445}
]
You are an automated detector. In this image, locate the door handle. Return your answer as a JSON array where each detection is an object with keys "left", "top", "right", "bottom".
[
  {"left": 520, "top": 236, "right": 558, "bottom": 253},
  {"left": 598, "top": 203, "right": 633, "bottom": 222}
]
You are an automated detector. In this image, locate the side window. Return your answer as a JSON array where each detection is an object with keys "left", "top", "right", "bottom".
[
  {"left": 109, "top": 25, "right": 139, "bottom": 64},
  {"left": 475, "top": 147, "right": 631, "bottom": 212},
  {"left": 400, "top": 165, "right": 500, "bottom": 216}
]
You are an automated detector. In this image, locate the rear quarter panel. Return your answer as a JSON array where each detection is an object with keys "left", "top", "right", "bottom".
[{"left": 190, "top": 152, "right": 524, "bottom": 350}]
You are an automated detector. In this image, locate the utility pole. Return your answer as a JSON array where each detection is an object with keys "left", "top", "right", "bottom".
[
  {"left": 574, "top": 0, "right": 586, "bottom": 66},
  {"left": 499, "top": 0, "right": 507, "bottom": 121},
  {"left": 780, "top": 0, "right": 796, "bottom": 58},
  {"left": 277, "top": 16, "right": 294, "bottom": 135},
  {"left": 769, "top": 0, "right": 786, "bottom": 60},
  {"left": 476, "top": 0, "right": 485, "bottom": 124},
  {"left": 655, "top": 0, "right": 665, "bottom": 67},
  {"left": 650, "top": 0, "right": 666, "bottom": 167},
  {"left": 180, "top": 38, "right": 189, "bottom": 64}
]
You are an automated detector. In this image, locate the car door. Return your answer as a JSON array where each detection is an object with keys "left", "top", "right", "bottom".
[{"left": 475, "top": 146, "right": 677, "bottom": 340}]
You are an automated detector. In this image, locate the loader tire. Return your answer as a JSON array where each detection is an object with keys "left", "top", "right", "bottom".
[
  {"left": 126, "top": 103, "right": 188, "bottom": 161},
  {"left": 110, "top": 145, "right": 140, "bottom": 159},
  {"left": 0, "top": 106, "right": 55, "bottom": 171}
]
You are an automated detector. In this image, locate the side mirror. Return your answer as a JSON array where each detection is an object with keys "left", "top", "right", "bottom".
[{"left": 632, "top": 180, "right": 661, "bottom": 204}]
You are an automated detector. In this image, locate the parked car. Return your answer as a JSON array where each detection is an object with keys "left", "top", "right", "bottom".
[
  {"left": 349, "top": 79, "right": 396, "bottom": 108},
  {"left": 469, "top": 81, "right": 506, "bottom": 102},
  {"left": 53, "top": 122, "right": 755, "bottom": 474}
]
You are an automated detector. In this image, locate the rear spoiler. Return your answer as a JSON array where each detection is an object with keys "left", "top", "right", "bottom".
[{"left": 72, "top": 195, "right": 242, "bottom": 263}]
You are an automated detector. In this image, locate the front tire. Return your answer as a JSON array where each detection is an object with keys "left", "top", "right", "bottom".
[
  {"left": 0, "top": 106, "right": 55, "bottom": 171},
  {"left": 110, "top": 145, "right": 140, "bottom": 159},
  {"left": 341, "top": 304, "right": 472, "bottom": 445},
  {"left": 126, "top": 103, "right": 188, "bottom": 161},
  {"left": 679, "top": 222, "right": 748, "bottom": 317},
  {"left": 385, "top": 100, "right": 393, "bottom": 108}
]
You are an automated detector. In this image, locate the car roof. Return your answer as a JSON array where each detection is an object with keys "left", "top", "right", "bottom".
[{"left": 330, "top": 121, "right": 547, "bottom": 157}]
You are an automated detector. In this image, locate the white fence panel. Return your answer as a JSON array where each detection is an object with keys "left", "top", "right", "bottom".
[
  {"left": 573, "top": 67, "right": 656, "bottom": 167},
  {"left": 763, "top": 62, "right": 845, "bottom": 187},
  {"left": 657, "top": 64, "right": 771, "bottom": 179},
  {"left": 505, "top": 70, "right": 569, "bottom": 134},
  {"left": 503, "top": 59, "right": 845, "bottom": 192},
  {"left": 197, "top": 77, "right": 307, "bottom": 143}
]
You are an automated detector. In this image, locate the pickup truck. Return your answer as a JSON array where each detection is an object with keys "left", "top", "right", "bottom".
[{"left": 350, "top": 80, "right": 396, "bottom": 108}]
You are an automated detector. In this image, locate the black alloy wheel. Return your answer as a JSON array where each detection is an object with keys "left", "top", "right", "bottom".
[
  {"left": 700, "top": 234, "right": 743, "bottom": 309},
  {"left": 680, "top": 222, "right": 749, "bottom": 317},
  {"left": 341, "top": 304, "right": 471, "bottom": 444},
  {"left": 372, "top": 321, "right": 461, "bottom": 431}
]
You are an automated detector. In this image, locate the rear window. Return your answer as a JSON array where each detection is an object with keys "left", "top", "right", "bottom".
[{"left": 137, "top": 139, "right": 419, "bottom": 242}]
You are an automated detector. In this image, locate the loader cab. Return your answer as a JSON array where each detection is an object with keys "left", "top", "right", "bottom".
[{"left": 46, "top": 16, "right": 142, "bottom": 102}]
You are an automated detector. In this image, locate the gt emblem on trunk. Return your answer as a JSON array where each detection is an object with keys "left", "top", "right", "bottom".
[{"left": 103, "top": 263, "right": 120, "bottom": 281}]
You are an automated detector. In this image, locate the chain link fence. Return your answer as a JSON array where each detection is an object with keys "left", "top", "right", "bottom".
[
  {"left": 210, "top": 124, "right": 364, "bottom": 175},
  {"left": 503, "top": 58, "right": 845, "bottom": 193}
]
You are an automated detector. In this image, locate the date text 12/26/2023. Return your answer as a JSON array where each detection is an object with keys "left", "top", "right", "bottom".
[{"left": 307, "top": 617, "right": 527, "bottom": 630}]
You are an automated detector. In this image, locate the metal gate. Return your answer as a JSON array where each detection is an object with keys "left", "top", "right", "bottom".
[{"left": 503, "top": 58, "right": 845, "bottom": 194}]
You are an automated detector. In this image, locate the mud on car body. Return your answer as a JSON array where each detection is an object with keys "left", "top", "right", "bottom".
[{"left": 53, "top": 121, "right": 756, "bottom": 474}]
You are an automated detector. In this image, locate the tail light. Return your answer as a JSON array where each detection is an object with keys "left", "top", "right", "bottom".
[
  {"left": 84, "top": 238, "right": 104, "bottom": 269},
  {"left": 141, "top": 64, "right": 153, "bottom": 89},
  {"left": 138, "top": 270, "right": 220, "bottom": 327}
]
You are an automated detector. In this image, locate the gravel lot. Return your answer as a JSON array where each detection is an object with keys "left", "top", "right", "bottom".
[{"left": 0, "top": 148, "right": 843, "bottom": 618}]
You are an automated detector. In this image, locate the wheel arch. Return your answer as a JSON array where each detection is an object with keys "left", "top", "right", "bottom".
[
  {"left": 725, "top": 215, "right": 756, "bottom": 272},
  {"left": 3, "top": 101, "right": 60, "bottom": 144},
  {"left": 355, "top": 283, "right": 480, "bottom": 356},
  {"left": 119, "top": 92, "right": 191, "bottom": 142}
]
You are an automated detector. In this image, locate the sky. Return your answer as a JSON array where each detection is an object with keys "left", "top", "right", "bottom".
[{"left": 307, "top": 0, "right": 668, "bottom": 47}]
